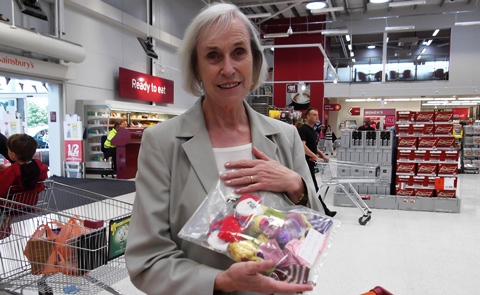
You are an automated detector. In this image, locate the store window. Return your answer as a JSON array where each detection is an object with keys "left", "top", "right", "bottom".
[{"left": 326, "top": 29, "right": 451, "bottom": 83}]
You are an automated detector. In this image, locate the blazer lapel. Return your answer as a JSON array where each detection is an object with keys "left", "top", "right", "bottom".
[
  {"left": 177, "top": 99, "right": 219, "bottom": 194},
  {"left": 245, "top": 102, "right": 280, "bottom": 160}
]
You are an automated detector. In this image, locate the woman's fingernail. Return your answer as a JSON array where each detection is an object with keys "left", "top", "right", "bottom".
[{"left": 224, "top": 162, "right": 231, "bottom": 167}]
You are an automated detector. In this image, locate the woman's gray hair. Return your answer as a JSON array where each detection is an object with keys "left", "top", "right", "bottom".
[{"left": 180, "top": 2, "right": 268, "bottom": 97}]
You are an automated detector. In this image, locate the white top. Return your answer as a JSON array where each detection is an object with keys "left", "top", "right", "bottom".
[{"left": 213, "top": 143, "right": 253, "bottom": 173}]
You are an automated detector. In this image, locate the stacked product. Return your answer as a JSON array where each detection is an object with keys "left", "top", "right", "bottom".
[
  {"left": 335, "top": 129, "right": 395, "bottom": 209},
  {"left": 460, "top": 124, "right": 480, "bottom": 173},
  {"left": 395, "top": 111, "right": 460, "bottom": 212}
]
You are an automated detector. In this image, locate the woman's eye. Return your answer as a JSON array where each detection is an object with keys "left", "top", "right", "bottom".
[
  {"left": 233, "top": 48, "right": 246, "bottom": 57},
  {"left": 207, "top": 52, "right": 218, "bottom": 60}
]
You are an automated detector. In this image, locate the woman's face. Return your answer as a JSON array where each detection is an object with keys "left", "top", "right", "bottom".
[{"left": 195, "top": 17, "right": 253, "bottom": 106}]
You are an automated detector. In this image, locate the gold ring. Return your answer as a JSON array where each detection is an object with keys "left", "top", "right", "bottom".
[{"left": 250, "top": 175, "right": 254, "bottom": 184}]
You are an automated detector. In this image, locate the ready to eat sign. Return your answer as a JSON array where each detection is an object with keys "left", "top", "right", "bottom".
[{"left": 119, "top": 67, "right": 174, "bottom": 104}]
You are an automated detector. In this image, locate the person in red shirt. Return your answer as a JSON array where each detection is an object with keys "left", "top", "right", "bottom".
[{"left": 0, "top": 133, "right": 49, "bottom": 207}]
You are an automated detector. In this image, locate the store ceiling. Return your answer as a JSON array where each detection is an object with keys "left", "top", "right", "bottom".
[{"left": 228, "top": 0, "right": 475, "bottom": 26}]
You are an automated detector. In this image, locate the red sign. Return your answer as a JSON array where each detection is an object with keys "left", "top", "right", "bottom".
[
  {"left": 64, "top": 140, "right": 84, "bottom": 162},
  {"left": 119, "top": 67, "right": 174, "bottom": 103},
  {"left": 324, "top": 104, "right": 341, "bottom": 111},
  {"left": 286, "top": 84, "right": 298, "bottom": 93},
  {"left": 348, "top": 106, "right": 361, "bottom": 116},
  {"left": 50, "top": 111, "right": 57, "bottom": 123},
  {"left": 364, "top": 108, "right": 396, "bottom": 116}
]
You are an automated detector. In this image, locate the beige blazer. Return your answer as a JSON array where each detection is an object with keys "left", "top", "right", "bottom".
[{"left": 126, "top": 98, "right": 322, "bottom": 295}]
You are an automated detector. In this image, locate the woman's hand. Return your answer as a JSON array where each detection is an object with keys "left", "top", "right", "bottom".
[
  {"left": 220, "top": 146, "right": 304, "bottom": 202},
  {"left": 214, "top": 260, "right": 313, "bottom": 294}
]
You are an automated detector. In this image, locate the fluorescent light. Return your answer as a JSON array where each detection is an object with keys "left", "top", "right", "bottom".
[
  {"left": 345, "top": 35, "right": 351, "bottom": 42},
  {"left": 426, "top": 39, "right": 433, "bottom": 46},
  {"left": 388, "top": 98, "right": 411, "bottom": 101},
  {"left": 263, "top": 33, "right": 290, "bottom": 38},
  {"left": 346, "top": 99, "right": 367, "bottom": 102},
  {"left": 370, "top": 0, "right": 390, "bottom": 3},
  {"left": 386, "top": 37, "right": 389, "bottom": 43},
  {"left": 352, "top": 58, "right": 356, "bottom": 62},
  {"left": 432, "top": 29, "right": 439, "bottom": 36},
  {"left": 350, "top": 51, "right": 354, "bottom": 57},
  {"left": 434, "top": 97, "right": 451, "bottom": 100},
  {"left": 348, "top": 44, "right": 352, "bottom": 50},
  {"left": 367, "top": 45, "right": 376, "bottom": 49},
  {"left": 421, "top": 48, "right": 426, "bottom": 53},
  {"left": 389, "top": 0, "right": 426, "bottom": 7},
  {"left": 306, "top": 2, "right": 327, "bottom": 10},
  {"left": 246, "top": 13, "right": 272, "bottom": 19},
  {"left": 321, "top": 29, "right": 349, "bottom": 35},
  {"left": 385, "top": 26, "right": 415, "bottom": 31},
  {"left": 458, "top": 97, "right": 480, "bottom": 100},
  {"left": 455, "top": 21, "right": 480, "bottom": 26},
  {"left": 411, "top": 97, "right": 431, "bottom": 101},
  {"left": 311, "top": 7, "right": 345, "bottom": 14},
  {"left": 417, "top": 55, "right": 422, "bottom": 60}
]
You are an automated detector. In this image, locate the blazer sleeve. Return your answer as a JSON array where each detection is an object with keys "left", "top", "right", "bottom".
[
  {"left": 125, "top": 128, "right": 222, "bottom": 295},
  {"left": 290, "top": 125, "right": 323, "bottom": 213}
]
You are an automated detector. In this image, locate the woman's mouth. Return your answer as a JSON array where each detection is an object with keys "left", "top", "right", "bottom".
[{"left": 218, "top": 82, "right": 240, "bottom": 89}]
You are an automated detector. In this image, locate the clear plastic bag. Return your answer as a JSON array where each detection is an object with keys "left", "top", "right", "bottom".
[{"left": 178, "top": 177, "right": 340, "bottom": 286}]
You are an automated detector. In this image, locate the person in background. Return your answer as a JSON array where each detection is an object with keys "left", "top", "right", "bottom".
[
  {"left": 103, "top": 123, "right": 120, "bottom": 172},
  {"left": 324, "top": 125, "right": 337, "bottom": 156},
  {"left": 0, "top": 133, "right": 49, "bottom": 199},
  {"left": 0, "top": 132, "right": 14, "bottom": 166},
  {"left": 125, "top": 3, "right": 320, "bottom": 295},
  {"left": 298, "top": 108, "right": 337, "bottom": 218},
  {"left": 358, "top": 120, "right": 375, "bottom": 131}
]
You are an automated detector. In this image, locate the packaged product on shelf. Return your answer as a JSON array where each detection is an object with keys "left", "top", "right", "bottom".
[{"left": 178, "top": 178, "right": 340, "bottom": 286}]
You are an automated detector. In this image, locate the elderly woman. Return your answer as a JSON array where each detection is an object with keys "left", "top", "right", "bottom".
[{"left": 126, "top": 3, "right": 322, "bottom": 295}]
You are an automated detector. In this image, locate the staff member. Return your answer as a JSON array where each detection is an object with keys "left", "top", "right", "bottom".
[
  {"left": 103, "top": 123, "right": 120, "bottom": 172},
  {"left": 125, "top": 3, "right": 320, "bottom": 295}
]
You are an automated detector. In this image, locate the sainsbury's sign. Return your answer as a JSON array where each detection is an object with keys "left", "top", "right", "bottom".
[{"left": 119, "top": 67, "right": 174, "bottom": 104}]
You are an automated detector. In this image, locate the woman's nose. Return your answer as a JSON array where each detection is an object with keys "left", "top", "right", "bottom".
[{"left": 220, "top": 56, "right": 235, "bottom": 76}]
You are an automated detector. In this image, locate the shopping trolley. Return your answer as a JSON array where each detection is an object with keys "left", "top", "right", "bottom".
[
  {"left": 0, "top": 180, "right": 133, "bottom": 295},
  {"left": 316, "top": 159, "right": 380, "bottom": 225}
]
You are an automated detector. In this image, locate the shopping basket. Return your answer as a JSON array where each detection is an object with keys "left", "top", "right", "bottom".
[
  {"left": 0, "top": 180, "right": 133, "bottom": 295},
  {"left": 316, "top": 160, "right": 380, "bottom": 225}
]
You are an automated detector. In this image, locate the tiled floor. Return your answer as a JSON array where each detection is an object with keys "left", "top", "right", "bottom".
[
  {"left": 106, "top": 173, "right": 480, "bottom": 295},
  {"left": 15, "top": 173, "right": 480, "bottom": 294}
]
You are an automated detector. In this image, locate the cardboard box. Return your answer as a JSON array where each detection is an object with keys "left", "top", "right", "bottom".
[
  {"left": 437, "top": 163, "right": 458, "bottom": 176},
  {"left": 411, "top": 176, "right": 426, "bottom": 187},
  {"left": 434, "top": 177, "right": 457, "bottom": 190},
  {"left": 396, "top": 188, "right": 415, "bottom": 196},
  {"left": 414, "top": 150, "right": 428, "bottom": 162},
  {"left": 396, "top": 111, "right": 415, "bottom": 122},
  {"left": 417, "top": 162, "right": 438, "bottom": 176},
  {"left": 395, "top": 124, "right": 412, "bottom": 135},
  {"left": 423, "top": 124, "right": 435, "bottom": 135},
  {"left": 414, "top": 188, "right": 434, "bottom": 198},
  {"left": 397, "top": 149, "right": 414, "bottom": 161},
  {"left": 417, "top": 137, "right": 438, "bottom": 149},
  {"left": 435, "top": 189, "right": 457, "bottom": 198},
  {"left": 434, "top": 111, "right": 453, "bottom": 123},
  {"left": 396, "top": 175, "right": 413, "bottom": 188},
  {"left": 398, "top": 137, "right": 417, "bottom": 149},
  {"left": 434, "top": 124, "right": 453, "bottom": 135},
  {"left": 415, "top": 111, "right": 435, "bottom": 123},
  {"left": 425, "top": 177, "right": 436, "bottom": 188},
  {"left": 444, "top": 150, "right": 459, "bottom": 162},
  {"left": 436, "top": 137, "right": 455, "bottom": 149},
  {"left": 428, "top": 150, "right": 443, "bottom": 162},
  {"left": 396, "top": 162, "right": 416, "bottom": 175}
]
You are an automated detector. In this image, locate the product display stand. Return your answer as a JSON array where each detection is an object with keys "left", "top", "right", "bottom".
[
  {"left": 63, "top": 114, "right": 85, "bottom": 178},
  {"left": 460, "top": 123, "right": 480, "bottom": 174}
]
